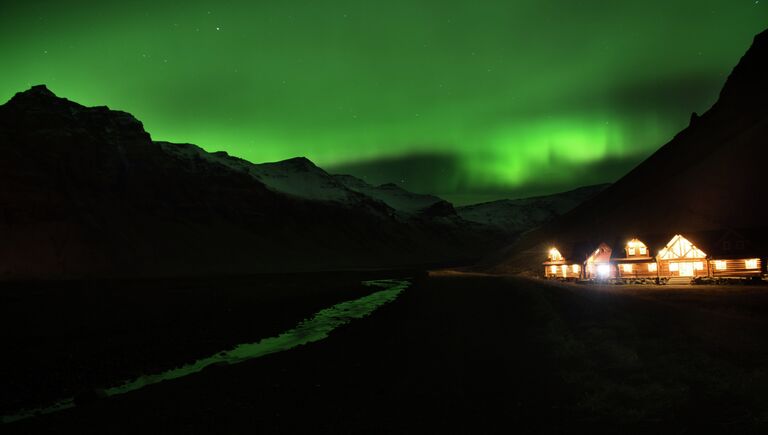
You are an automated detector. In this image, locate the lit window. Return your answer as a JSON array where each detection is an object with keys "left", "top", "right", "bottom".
[
  {"left": 639, "top": 246, "right": 647, "bottom": 255},
  {"left": 549, "top": 248, "right": 563, "bottom": 261},
  {"left": 597, "top": 264, "right": 610, "bottom": 277},
  {"left": 561, "top": 265, "right": 568, "bottom": 273},
  {"left": 746, "top": 259, "right": 759, "bottom": 269},
  {"left": 622, "top": 264, "right": 632, "bottom": 273},
  {"left": 572, "top": 264, "right": 580, "bottom": 273},
  {"left": 628, "top": 246, "right": 636, "bottom": 256},
  {"left": 648, "top": 263, "right": 657, "bottom": 272},
  {"left": 694, "top": 262, "right": 704, "bottom": 271},
  {"left": 669, "top": 262, "right": 679, "bottom": 272},
  {"left": 550, "top": 265, "right": 558, "bottom": 274},
  {"left": 715, "top": 260, "right": 727, "bottom": 270}
]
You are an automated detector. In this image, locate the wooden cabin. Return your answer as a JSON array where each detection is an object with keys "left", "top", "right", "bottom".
[
  {"left": 656, "top": 234, "right": 709, "bottom": 278},
  {"left": 613, "top": 238, "right": 658, "bottom": 279},
  {"left": 701, "top": 230, "right": 763, "bottom": 278},
  {"left": 543, "top": 247, "right": 581, "bottom": 280},
  {"left": 584, "top": 242, "right": 615, "bottom": 280}
]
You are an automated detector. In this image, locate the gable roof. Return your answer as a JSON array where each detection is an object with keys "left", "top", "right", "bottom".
[{"left": 658, "top": 234, "right": 707, "bottom": 260}]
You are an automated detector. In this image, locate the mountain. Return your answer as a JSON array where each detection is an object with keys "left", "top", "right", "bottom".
[
  {"left": 455, "top": 184, "right": 608, "bottom": 234},
  {"left": 492, "top": 28, "right": 768, "bottom": 273},
  {"left": 0, "top": 86, "right": 503, "bottom": 280}
]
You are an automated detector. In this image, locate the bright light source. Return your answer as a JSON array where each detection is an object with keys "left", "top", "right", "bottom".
[
  {"left": 715, "top": 260, "right": 727, "bottom": 270},
  {"left": 746, "top": 259, "right": 759, "bottom": 269},
  {"left": 550, "top": 265, "right": 558, "bottom": 274},
  {"left": 572, "top": 264, "right": 580, "bottom": 273},
  {"left": 622, "top": 264, "right": 632, "bottom": 273},
  {"left": 598, "top": 264, "right": 610, "bottom": 278},
  {"left": 648, "top": 263, "right": 657, "bottom": 272},
  {"left": 669, "top": 262, "right": 679, "bottom": 272},
  {"left": 549, "top": 248, "right": 563, "bottom": 261},
  {"left": 694, "top": 261, "right": 704, "bottom": 271}
]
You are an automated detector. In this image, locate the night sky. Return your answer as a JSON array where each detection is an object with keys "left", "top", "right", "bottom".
[{"left": 1, "top": 1, "right": 766, "bottom": 204}]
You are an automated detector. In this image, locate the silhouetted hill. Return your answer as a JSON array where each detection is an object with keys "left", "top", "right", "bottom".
[
  {"left": 0, "top": 86, "right": 503, "bottom": 279},
  {"left": 493, "top": 28, "right": 768, "bottom": 272}
]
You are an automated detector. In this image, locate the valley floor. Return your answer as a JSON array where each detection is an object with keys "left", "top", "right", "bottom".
[{"left": 6, "top": 273, "right": 768, "bottom": 432}]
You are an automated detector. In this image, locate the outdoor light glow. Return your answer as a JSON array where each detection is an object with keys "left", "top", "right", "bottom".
[
  {"left": 549, "top": 248, "right": 563, "bottom": 261},
  {"left": 597, "top": 264, "right": 610, "bottom": 277}
]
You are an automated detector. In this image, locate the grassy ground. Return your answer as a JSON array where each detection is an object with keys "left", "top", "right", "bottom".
[
  {"left": 6, "top": 273, "right": 768, "bottom": 433},
  {"left": 0, "top": 271, "right": 414, "bottom": 416}
]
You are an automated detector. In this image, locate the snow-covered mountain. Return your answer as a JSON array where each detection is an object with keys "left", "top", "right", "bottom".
[
  {"left": 333, "top": 174, "right": 449, "bottom": 216},
  {"left": 456, "top": 185, "right": 608, "bottom": 234},
  {"left": 159, "top": 142, "right": 460, "bottom": 219},
  {"left": 0, "top": 86, "right": 508, "bottom": 279},
  {"left": 158, "top": 143, "right": 373, "bottom": 206}
]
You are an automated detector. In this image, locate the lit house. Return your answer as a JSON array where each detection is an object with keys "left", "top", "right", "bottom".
[
  {"left": 656, "top": 234, "right": 709, "bottom": 278},
  {"left": 543, "top": 247, "right": 582, "bottom": 279},
  {"left": 584, "top": 243, "right": 615, "bottom": 280},
  {"left": 613, "top": 238, "right": 658, "bottom": 279},
  {"left": 703, "top": 230, "right": 763, "bottom": 278}
]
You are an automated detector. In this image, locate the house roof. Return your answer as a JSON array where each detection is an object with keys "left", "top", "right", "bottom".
[
  {"left": 546, "top": 228, "right": 767, "bottom": 264},
  {"left": 681, "top": 229, "right": 768, "bottom": 259}
]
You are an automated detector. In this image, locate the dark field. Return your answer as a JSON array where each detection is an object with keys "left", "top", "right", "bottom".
[{"left": 5, "top": 273, "right": 768, "bottom": 433}]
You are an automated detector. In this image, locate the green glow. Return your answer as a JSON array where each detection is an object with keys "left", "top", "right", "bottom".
[{"left": 1, "top": 1, "right": 766, "bottom": 203}]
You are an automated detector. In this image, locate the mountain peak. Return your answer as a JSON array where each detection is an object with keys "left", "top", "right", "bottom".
[
  {"left": 6, "top": 84, "right": 71, "bottom": 107},
  {"left": 714, "top": 27, "right": 768, "bottom": 112},
  {"left": 275, "top": 156, "right": 319, "bottom": 171},
  {"left": 25, "top": 84, "right": 55, "bottom": 97}
]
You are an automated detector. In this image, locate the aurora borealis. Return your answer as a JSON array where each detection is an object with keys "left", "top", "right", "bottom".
[{"left": 1, "top": 1, "right": 766, "bottom": 204}]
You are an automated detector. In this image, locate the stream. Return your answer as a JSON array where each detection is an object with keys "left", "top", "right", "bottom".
[{"left": 2, "top": 278, "right": 410, "bottom": 424}]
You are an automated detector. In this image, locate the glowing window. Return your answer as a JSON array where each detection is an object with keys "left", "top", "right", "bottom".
[
  {"left": 597, "top": 264, "right": 610, "bottom": 277},
  {"left": 622, "top": 264, "right": 632, "bottom": 273},
  {"left": 669, "top": 262, "right": 679, "bottom": 272},
  {"left": 561, "top": 265, "right": 568, "bottom": 273},
  {"left": 572, "top": 264, "right": 580, "bottom": 273},
  {"left": 548, "top": 248, "right": 563, "bottom": 261},
  {"left": 746, "top": 259, "right": 759, "bottom": 269},
  {"left": 694, "top": 262, "right": 704, "bottom": 271},
  {"left": 639, "top": 246, "right": 647, "bottom": 255},
  {"left": 550, "top": 265, "right": 558, "bottom": 273},
  {"left": 715, "top": 260, "right": 727, "bottom": 270},
  {"left": 648, "top": 263, "right": 657, "bottom": 272},
  {"left": 628, "top": 246, "right": 636, "bottom": 256}
]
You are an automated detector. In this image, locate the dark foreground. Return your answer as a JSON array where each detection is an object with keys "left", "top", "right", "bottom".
[{"left": 6, "top": 273, "right": 768, "bottom": 433}]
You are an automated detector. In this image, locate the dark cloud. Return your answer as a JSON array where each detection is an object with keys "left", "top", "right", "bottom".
[
  {"left": 327, "top": 151, "right": 649, "bottom": 205},
  {"left": 604, "top": 73, "right": 724, "bottom": 114},
  {"left": 327, "top": 152, "right": 465, "bottom": 194}
]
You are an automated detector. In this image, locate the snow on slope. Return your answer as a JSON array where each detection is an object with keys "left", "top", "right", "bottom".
[
  {"left": 158, "top": 142, "right": 371, "bottom": 205},
  {"left": 456, "top": 184, "right": 608, "bottom": 234},
  {"left": 333, "top": 174, "right": 444, "bottom": 214}
]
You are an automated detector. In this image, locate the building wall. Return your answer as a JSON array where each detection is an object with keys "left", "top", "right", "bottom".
[
  {"left": 616, "top": 262, "right": 658, "bottom": 278},
  {"left": 658, "top": 259, "right": 709, "bottom": 278},
  {"left": 544, "top": 263, "right": 581, "bottom": 279},
  {"left": 709, "top": 258, "right": 762, "bottom": 277}
]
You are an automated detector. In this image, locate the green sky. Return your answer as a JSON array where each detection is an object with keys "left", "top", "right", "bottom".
[{"left": 1, "top": 0, "right": 766, "bottom": 204}]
